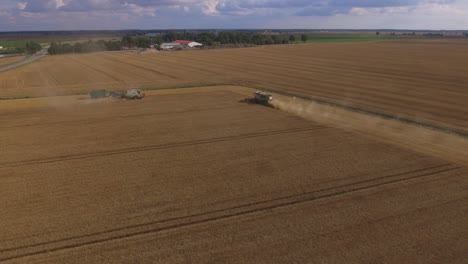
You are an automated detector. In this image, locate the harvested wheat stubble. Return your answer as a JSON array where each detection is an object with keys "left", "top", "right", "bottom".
[
  {"left": 0, "top": 90, "right": 467, "bottom": 263},
  {"left": 0, "top": 56, "right": 25, "bottom": 67}
]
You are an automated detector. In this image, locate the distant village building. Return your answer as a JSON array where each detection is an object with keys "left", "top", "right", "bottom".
[
  {"left": 160, "top": 43, "right": 182, "bottom": 50},
  {"left": 174, "top": 40, "right": 192, "bottom": 46},
  {"left": 161, "top": 40, "right": 203, "bottom": 50},
  {"left": 174, "top": 40, "right": 203, "bottom": 48},
  {"left": 189, "top": 42, "right": 203, "bottom": 48}
]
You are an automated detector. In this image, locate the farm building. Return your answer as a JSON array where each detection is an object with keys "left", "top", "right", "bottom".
[
  {"left": 174, "top": 40, "right": 192, "bottom": 45},
  {"left": 188, "top": 42, "right": 203, "bottom": 48},
  {"left": 160, "top": 41, "right": 203, "bottom": 50},
  {"left": 160, "top": 43, "right": 182, "bottom": 50},
  {"left": 174, "top": 40, "right": 203, "bottom": 48}
]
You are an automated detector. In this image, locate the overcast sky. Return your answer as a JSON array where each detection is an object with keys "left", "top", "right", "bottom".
[{"left": 1, "top": 0, "right": 468, "bottom": 31}]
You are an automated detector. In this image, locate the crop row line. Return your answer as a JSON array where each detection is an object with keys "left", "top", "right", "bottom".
[
  {"left": 0, "top": 126, "right": 328, "bottom": 169},
  {"left": 1, "top": 104, "right": 244, "bottom": 129}
]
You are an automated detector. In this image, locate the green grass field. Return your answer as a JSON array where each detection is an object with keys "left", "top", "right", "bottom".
[
  {"left": 0, "top": 39, "right": 51, "bottom": 48},
  {"left": 0, "top": 37, "right": 116, "bottom": 53}
]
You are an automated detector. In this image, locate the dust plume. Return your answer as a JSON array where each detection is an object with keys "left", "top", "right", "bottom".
[{"left": 271, "top": 94, "right": 468, "bottom": 166}]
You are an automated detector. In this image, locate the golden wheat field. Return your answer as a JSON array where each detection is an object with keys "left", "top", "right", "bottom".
[
  {"left": 1, "top": 41, "right": 468, "bottom": 263},
  {"left": 1, "top": 88, "right": 467, "bottom": 263},
  {"left": 0, "top": 41, "right": 467, "bottom": 130},
  {"left": 0, "top": 56, "right": 24, "bottom": 67}
]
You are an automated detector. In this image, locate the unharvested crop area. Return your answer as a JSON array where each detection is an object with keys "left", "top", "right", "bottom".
[
  {"left": 0, "top": 89, "right": 467, "bottom": 263},
  {"left": 0, "top": 41, "right": 467, "bottom": 130}
]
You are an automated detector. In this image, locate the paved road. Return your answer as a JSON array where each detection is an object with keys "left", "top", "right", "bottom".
[{"left": 0, "top": 48, "right": 48, "bottom": 72}]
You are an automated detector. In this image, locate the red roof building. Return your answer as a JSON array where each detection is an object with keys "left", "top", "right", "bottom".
[{"left": 174, "top": 40, "right": 192, "bottom": 45}]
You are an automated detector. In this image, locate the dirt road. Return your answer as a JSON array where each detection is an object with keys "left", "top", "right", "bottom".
[{"left": 0, "top": 48, "right": 48, "bottom": 72}]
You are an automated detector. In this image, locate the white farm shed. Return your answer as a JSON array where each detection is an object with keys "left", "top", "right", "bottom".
[
  {"left": 188, "top": 42, "right": 202, "bottom": 48},
  {"left": 160, "top": 43, "right": 182, "bottom": 50}
]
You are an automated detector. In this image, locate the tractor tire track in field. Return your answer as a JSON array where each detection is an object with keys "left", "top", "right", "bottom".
[
  {"left": 1, "top": 105, "right": 244, "bottom": 129},
  {"left": 43, "top": 70, "right": 61, "bottom": 87},
  {"left": 0, "top": 126, "right": 329, "bottom": 169},
  {"left": 114, "top": 53, "right": 222, "bottom": 77},
  {"left": 101, "top": 55, "right": 179, "bottom": 80},
  {"left": 0, "top": 164, "right": 461, "bottom": 262},
  {"left": 67, "top": 56, "right": 123, "bottom": 82}
]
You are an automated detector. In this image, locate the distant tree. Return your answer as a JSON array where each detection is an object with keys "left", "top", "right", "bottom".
[
  {"left": 48, "top": 39, "right": 122, "bottom": 55},
  {"left": 15, "top": 47, "right": 26, "bottom": 54},
  {"left": 196, "top": 32, "right": 216, "bottom": 45},
  {"left": 264, "top": 36, "right": 274, "bottom": 45},
  {"left": 121, "top": 36, "right": 135, "bottom": 47},
  {"left": 271, "top": 35, "right": 278, "bottom": 44},
  {"left": 135, "top": 36, "right": 151, "bottom": 48},
  {"left": 376, "top": 31, "right": 380, "bottom": 36},
  {"left": 289, "top": 35, "right": 296, "bottom": 42},
  {"left": 301, "top": 34, "right": 308, "bottom": 42},
  {"left": 48, "top": 42, "right": 58, "bottom": 55},
  {"left": 61, "top": 43, "right": 74, "bottom": 53},
  {"left": 105, "top": 40, "right": 122, "bottom": 51},
  {"left": 151, "top": 36, "right": 162, "bottom": 45},
  {"left": 24, "top": 41, "right": 42, "bottom": 54}
]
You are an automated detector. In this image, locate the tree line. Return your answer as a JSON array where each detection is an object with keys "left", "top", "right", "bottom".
[
  {"left": 48, "top": 40, "right": 122, "bottom": 55},
  {"left": 154, "top": 32, "right": 308, "bottom": 45},
  {"left": 48, "top": 32, "right": 310, "bottom": 55},
  {"left": 12, "top": 41, "right": 43, "bottom": 55}
]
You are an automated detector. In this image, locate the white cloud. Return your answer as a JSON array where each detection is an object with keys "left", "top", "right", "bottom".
[
  {"left": 201, "top": 0, "right": 220, "bottom": 15},
  {"left": 55, "top": 0, "right": 66, "bottom": 9},
  {"left": 0, "top": 0, "right": 467, "bottom": 30},
  {"left": 17, "top": 2, "right": 27, "bottom": 10}
]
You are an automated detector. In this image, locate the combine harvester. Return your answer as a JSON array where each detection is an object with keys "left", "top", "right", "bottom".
[
  {"left": 89, "top": 89, "right": 145, "bottom": 100},
  {"left": 246, "top": 91, "right": 274, "bottom": 106}
]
